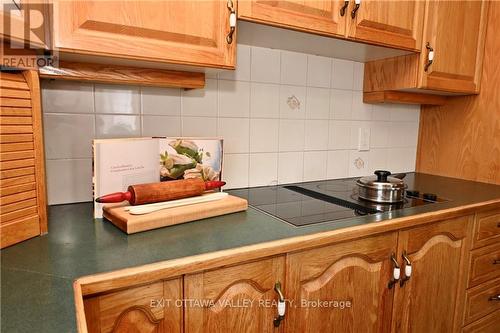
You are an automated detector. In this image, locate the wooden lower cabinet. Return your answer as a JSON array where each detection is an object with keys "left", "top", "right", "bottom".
[
  {"left": 391, "top": 216, "right": 471, "bottom": 333},
  {"left": 184, "top": 256, "right": 285, "bottom": 333},
  {"left": 79, "top": 215, "right": 477, "bottom": 333},
  {"left": 285, "top": 232, "right": 398, "bottom": 333},
  {"left": 83, "top": 278, "right": 183, "bottom": 333}
]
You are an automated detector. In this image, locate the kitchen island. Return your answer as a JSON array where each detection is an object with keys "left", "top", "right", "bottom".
[{"left": 1, "top": 173, "right": 500, "bottom": 332}]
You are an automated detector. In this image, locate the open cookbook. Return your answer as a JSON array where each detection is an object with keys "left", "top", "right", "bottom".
[{"left": 93, "top": 137, "right": 223, "bottom": 218}]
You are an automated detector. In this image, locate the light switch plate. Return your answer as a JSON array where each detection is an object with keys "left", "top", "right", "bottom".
[{"left": 358, "top": 127, "right": 370, "bottom": 151}]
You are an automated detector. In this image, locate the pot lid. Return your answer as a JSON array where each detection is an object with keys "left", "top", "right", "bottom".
[{"left": 356, "top": 170, "right": 406, "bottom": 190}]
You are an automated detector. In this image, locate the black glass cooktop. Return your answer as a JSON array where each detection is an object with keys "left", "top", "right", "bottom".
[{"left": 228, "top": 178, "right": 445, "bottom": 227}]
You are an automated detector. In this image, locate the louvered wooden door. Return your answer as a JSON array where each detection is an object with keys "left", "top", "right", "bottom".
[{"left": 0, "top": 70, "right": 47, "bottom": 248}]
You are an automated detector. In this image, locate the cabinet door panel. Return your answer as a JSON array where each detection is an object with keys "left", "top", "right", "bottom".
[
  {"left": 391, "top": 216, "right": 472, "bottom": 333},
  {"left": 53, "top": 1, "right": 235, "bottom": 68},
  {"left": 83, "top": 278, "right": 182, "bottom": 333},
  {"left": 286, "top": 232, "right": 398, "bottom": 333},
  {"left": 348, "top": 0, "right": 424, "bottom": 50},
  {"left": 184, "top": 256, "right": 285, "bottom": 333},
  {"left": 419, "top": 0, "right": 489, "bottom": 93},
  {"left": 238, "top": 0, "right": 346, "bottom": 37}
]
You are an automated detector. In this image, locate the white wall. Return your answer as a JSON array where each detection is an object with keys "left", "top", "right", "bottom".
[{"left": 42, "top": 44, "right": 420, "bottom": 205}]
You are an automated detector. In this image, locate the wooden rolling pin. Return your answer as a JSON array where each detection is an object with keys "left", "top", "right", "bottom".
[{"left": 95, "top": 179, "right": 226, "bottom": 205}]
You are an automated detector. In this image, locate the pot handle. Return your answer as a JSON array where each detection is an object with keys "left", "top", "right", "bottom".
[{"left": 374, "top": 170, "right": 391, "bottom": 182}]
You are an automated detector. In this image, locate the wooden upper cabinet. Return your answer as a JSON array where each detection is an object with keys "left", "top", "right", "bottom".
[
  {"left": 418, "top": 0, "right": 489, "bottom": 93},
  {"left": 238, "top": 0, "right": 347, "bottom": 38},
  {"left": 285, "top": 232, "right": 398, "bottom": 332},
  {"left": 83, "top": 278, "right": 183, "bottom": 333},
  {"left": 184, "top": 256, "right": 285, "bottom": 333},
  {"left": 391, "top": 216, "right": 471, "bottom": 333},
  {"left": 52, "top": 1, "right": 236, "bottom": 68},
  {"left": 347, "top": 0, "right": 424, "bottom": 50}
]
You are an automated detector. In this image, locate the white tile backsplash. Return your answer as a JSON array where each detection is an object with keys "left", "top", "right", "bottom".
[
  {"left": 42, "top": 80, "right": 94, "bottom": 114},
  {"left": 141, "top": 87, "right": 181, "bottom": 116},
  {"left": 218, "top": 80, "right": 250, "bottom": 117},
  {"left": 95, "top": 114, "right": 141, "bottom": 138},
  {"left": 251, "top": 47, "right": 280, "bottom": 84},
  {"left": 279, "top": 119, "right": 305, "bottom": 152},
  {"left": 94, "top": 84, "right": 140, "bottom": 114},
  {"left": 46, "top": 159, "right": 93, "bottom": 204},
  {"left": 42, "top": 45, "right": 420, "bottom": 204},
  {"left": 249, "top": 153, "right": 278, "bottom": 186},
  {"left": 327, "top": 150, "right": 349, "bottom": 179},
  {"left": 182, "top": 79, "right": 218, "bottom": 116},
  {"left": 181, "top": 116, "right": 217, "bottom": 137},
  {"left": 280, "top": 51, "right": 307, "bottom": 86},
  {"left": 278, "top": 152, "right": 304, "bottom": 184},
  {"left": 303, "top": 151, "right": 328, "bottom": 181},
  {"left": 222, "top": 154, "right": 249, "bottom": 189},
  {"left": 331, "top": 59, "right": 354, "bottom": 90},
  {"left": 250, "top": 118, "right": 279, "bottom": 153},
  {"left": 330, "top": 89, "right": 353, "bottom": 120},
  {"left": 306, "top": 87, "right": 330, "bottom": 119},
  {"left": 250, "top": 82, "right": 280, "bottom": 118},
  {"left": 43, "top": 114, "right": 95, "bottom": 159},
  {"left": 307, "top": 55, "right": 332, "bottom": 88},
  {"left": 142, "top": 115, "right": 181, "bottom": 137},
  {"left": 217, "top": 117, "right": 249, "bottom": 153},
  {"left": 279, "top": 85, "right": 306, "bottom": 119},
  {"left": 304, "top": 120, "right": 328, "bottom": 151}
]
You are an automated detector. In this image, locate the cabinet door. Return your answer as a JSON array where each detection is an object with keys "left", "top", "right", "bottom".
[
  {"left": 348, "top": 0, "right": 424, "bottom": 50},
  {"left": 83, "top": 278, "right": 183, "bottom": 333},
  {"left": 184, "top": 256, "right": 285, "bottom": 333},
  {"left": 418, "top": 0, "right": 489, "bottom": 93},
  {"left": 391, "top": 216, "right": 472, "bottom": 333},
  {"left": 286, "top": 232, "right": 398, "bottom": 332},
  {"left": 52, "top": 0, "right": 236, "bottom": 68},
  {"left": 238, "top": 0, "right": 347, "bottom": 37}
]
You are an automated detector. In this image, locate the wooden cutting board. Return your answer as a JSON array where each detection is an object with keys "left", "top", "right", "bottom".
[{"left": 102, "top": 195, "right": 248, "bottom": 234}]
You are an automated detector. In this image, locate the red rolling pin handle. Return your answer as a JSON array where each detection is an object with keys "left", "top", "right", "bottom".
[
  {"left": 95, "top": 180, "right": 226, "bottom": 204},
  {"left": 95, "top": 191, "right": 132, "bottom": 203}
]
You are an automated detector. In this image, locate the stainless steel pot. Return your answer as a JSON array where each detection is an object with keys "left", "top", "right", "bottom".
[{"left": 356, "top": 170, "right": 407, "bottom": 203}]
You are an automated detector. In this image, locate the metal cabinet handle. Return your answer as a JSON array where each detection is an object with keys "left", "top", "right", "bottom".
[
  {"left": 488, "top": 294, "right": 500, "bottom": 301},
  {"left": 388, "top": 253, "right": 400, "bottom": 289},
  {"left": 493, "top": 259, "right": 500, "bottom": 265},
  {"left": 273, "top": 282, "right": 286, "bottom": 327},
  {"left": 340, "top": 0, "right": 349, "bottom": 16},
  {"left": 424, "top": 42, "right": 434, "bottom": 72},
  {"left": 351, "top": 0, "right": 361, "bottom": 19},
  {"left": 400, "top": 251, "right": 412, "bottom": 287},
  {"left": 226, "top": 0, "right": 236, "bottom": 44}
]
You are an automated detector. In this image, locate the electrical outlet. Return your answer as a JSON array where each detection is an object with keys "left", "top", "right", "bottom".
[{"left": 358, "top": 127, "right": 370, "bottom": 151}]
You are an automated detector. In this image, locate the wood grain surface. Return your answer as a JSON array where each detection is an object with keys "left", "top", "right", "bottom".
[
  {"left": 103, "top": 195, "right": 248, "bottom": 234},
  {"left": 416, "top": 2, "right": 500, "bottom": 185},
  {"left": 39, "top": 61, "right": 205, "bottom": 89},
  {"left": 0, "top": 70, "right": 47, "bottom": 248},
  {"left": 129, "top": 179, "right": 206, "bottom": 205}
]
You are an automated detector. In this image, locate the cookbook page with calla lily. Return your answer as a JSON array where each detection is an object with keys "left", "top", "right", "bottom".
[{"left": 159, "top": 138, "right": 223, "bottom": 183}]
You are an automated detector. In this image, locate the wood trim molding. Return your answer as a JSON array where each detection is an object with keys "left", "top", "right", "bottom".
[
  {"left": 38, "top": 61, "right": 205, "bottom": 89},
  {"left": 363, "top": 91, "right": 447, "bottom": 106}
]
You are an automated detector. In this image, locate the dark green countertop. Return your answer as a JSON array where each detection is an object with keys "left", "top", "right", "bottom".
[{"left": 2, "top": 173, "right": 500, "bottom": 332}]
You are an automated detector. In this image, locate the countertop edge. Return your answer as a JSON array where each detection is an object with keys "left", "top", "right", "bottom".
[{"left": 76, "top": 198, "right": 500, "bottom": 296}]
